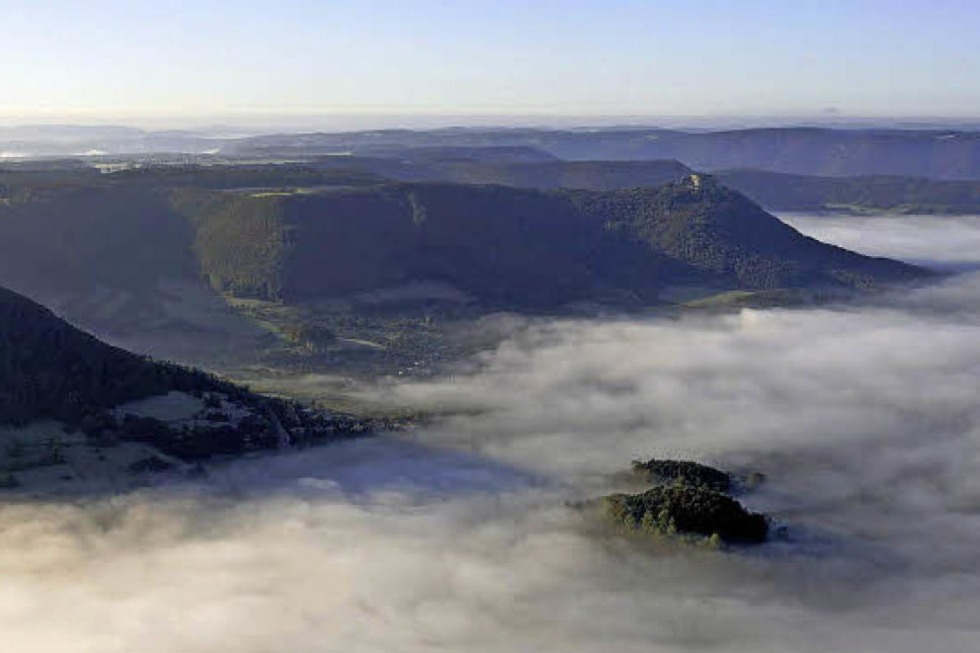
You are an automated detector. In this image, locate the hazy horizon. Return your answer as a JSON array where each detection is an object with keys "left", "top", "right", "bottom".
[
  {"left": 2, "top": 1, "right": 978, "bottom": 124},
  {"left": 1, "top": 113, "right": 979, "bottom": 137}
]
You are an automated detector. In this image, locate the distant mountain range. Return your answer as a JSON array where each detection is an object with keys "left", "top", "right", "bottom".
[
  {"left": 4, "top": 125, "right": 980, "bottom": 179},
  {"left": 223, "top": 127, "right": 980, "bottom": 179}
]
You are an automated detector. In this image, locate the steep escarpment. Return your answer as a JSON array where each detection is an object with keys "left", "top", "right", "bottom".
[
  {"left": 186, "top": 177, "right": 924, "bottom": 308},
  {"left": 0, "top": 166, "right": 930, "bottom": 373},
  {"left": 569, "top": 176, "right": 925, "bottom": 290},
  {"left": 275, "top": 184, "right": 650, "bottom": 305},
  {"left": 0, "top": 168, "right": 376, "bottom": 360}
]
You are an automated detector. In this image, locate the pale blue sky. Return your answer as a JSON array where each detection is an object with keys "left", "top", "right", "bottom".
[{"left": 1, "top": 0, "right": 977, "bottom": 124}]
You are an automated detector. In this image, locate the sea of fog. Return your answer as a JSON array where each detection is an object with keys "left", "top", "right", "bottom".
[
  {"left": 780, "top": 213, "right": 980, "bottom": 272},
  {"left": 2, "top": 214, "right": 980, "bottom": 652}
]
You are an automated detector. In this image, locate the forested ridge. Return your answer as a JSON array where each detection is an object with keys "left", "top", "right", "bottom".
[
  {"left": 182, "top": 177, "right": 925, "bottom": 306},
  {"left": 0, "top": 166, "right": 931, "bottom": 324},
  {"left": 299, "top": 156, "right": 980, "bottom": 213},
  {"left": 569, "top": 176, "right": 924, "bottom": 289},
  {"left": 0, "top": 286, "right": 240, "bottom": 425}
]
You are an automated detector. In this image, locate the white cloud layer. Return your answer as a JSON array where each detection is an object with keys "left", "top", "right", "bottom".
[{"left": 780, "top": 213, "right": 980, "bottom": 271}]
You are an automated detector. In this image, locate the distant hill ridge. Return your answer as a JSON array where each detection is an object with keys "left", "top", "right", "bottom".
[
  {"left": 180, "top": 175, "right": 925, "bottom": 306},
  {"left": 300, "top": 156, "right": 980, "bottom": 213},
  {"left": 3, "top": 126, "right": 978, "bottom": 179},
  {"left": 0, "top": 167, "right": 929, "bottom": 350},
  {"left": 227, "top": 127, "right": 980, "bottom": 180},
  {"left": 716, "top": 169, "right": 980, "bottom": 214}
]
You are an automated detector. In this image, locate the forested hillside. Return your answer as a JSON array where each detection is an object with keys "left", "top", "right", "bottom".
[
  {"left": 184, "top": 176, "right": 925, "bottom": 307},
  {"left": 0, "top": 165, "right": 378, "bottom": 298},
  {"left": 0, "top": 165, "right": 929, "bottom": 354},
  {"left": 308, "top": 156, "right": 693, "bottom": 191},
  {"left": 569, "top": 176, "right": 924, "bottom": 289},
  {"left": 0, "top": 286, "right": 237, "bottom": 425},
  {"left": 0, "top": 285, "right": 375, "bottom": 461}
]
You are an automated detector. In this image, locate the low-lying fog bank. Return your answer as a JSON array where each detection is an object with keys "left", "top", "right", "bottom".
[
  {"left": 780, "top": 213, "right": 980, "bottom": 272},
  {"left": 2, "top": 215, "right": 979, "bottom": 652}
]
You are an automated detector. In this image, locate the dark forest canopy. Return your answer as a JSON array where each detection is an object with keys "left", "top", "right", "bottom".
[
  {"left": 181, "top": 177, "right": 926, "bottom": 306},
  {"left": 0, "top": 285, "right": 374, "bottom": 459},
  {"left": 0, "top": 285, "right": 241, "bottom": 426}
]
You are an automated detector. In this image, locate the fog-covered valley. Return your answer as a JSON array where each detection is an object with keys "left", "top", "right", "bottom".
[
  {"left": 781, "top": 213, "right": 980, "bottom": 272},
  {"left": 1, "top": 214, "right": 978, "bottom": 652}
]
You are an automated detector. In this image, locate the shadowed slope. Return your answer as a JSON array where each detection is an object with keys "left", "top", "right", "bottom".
[{"left": 186, "top": 177, "right": 925, "bottom": 307}]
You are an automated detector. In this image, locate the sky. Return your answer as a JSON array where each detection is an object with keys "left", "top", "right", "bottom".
[{"left": 0, "top": 0, "right": 978, "bottom": 126}]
